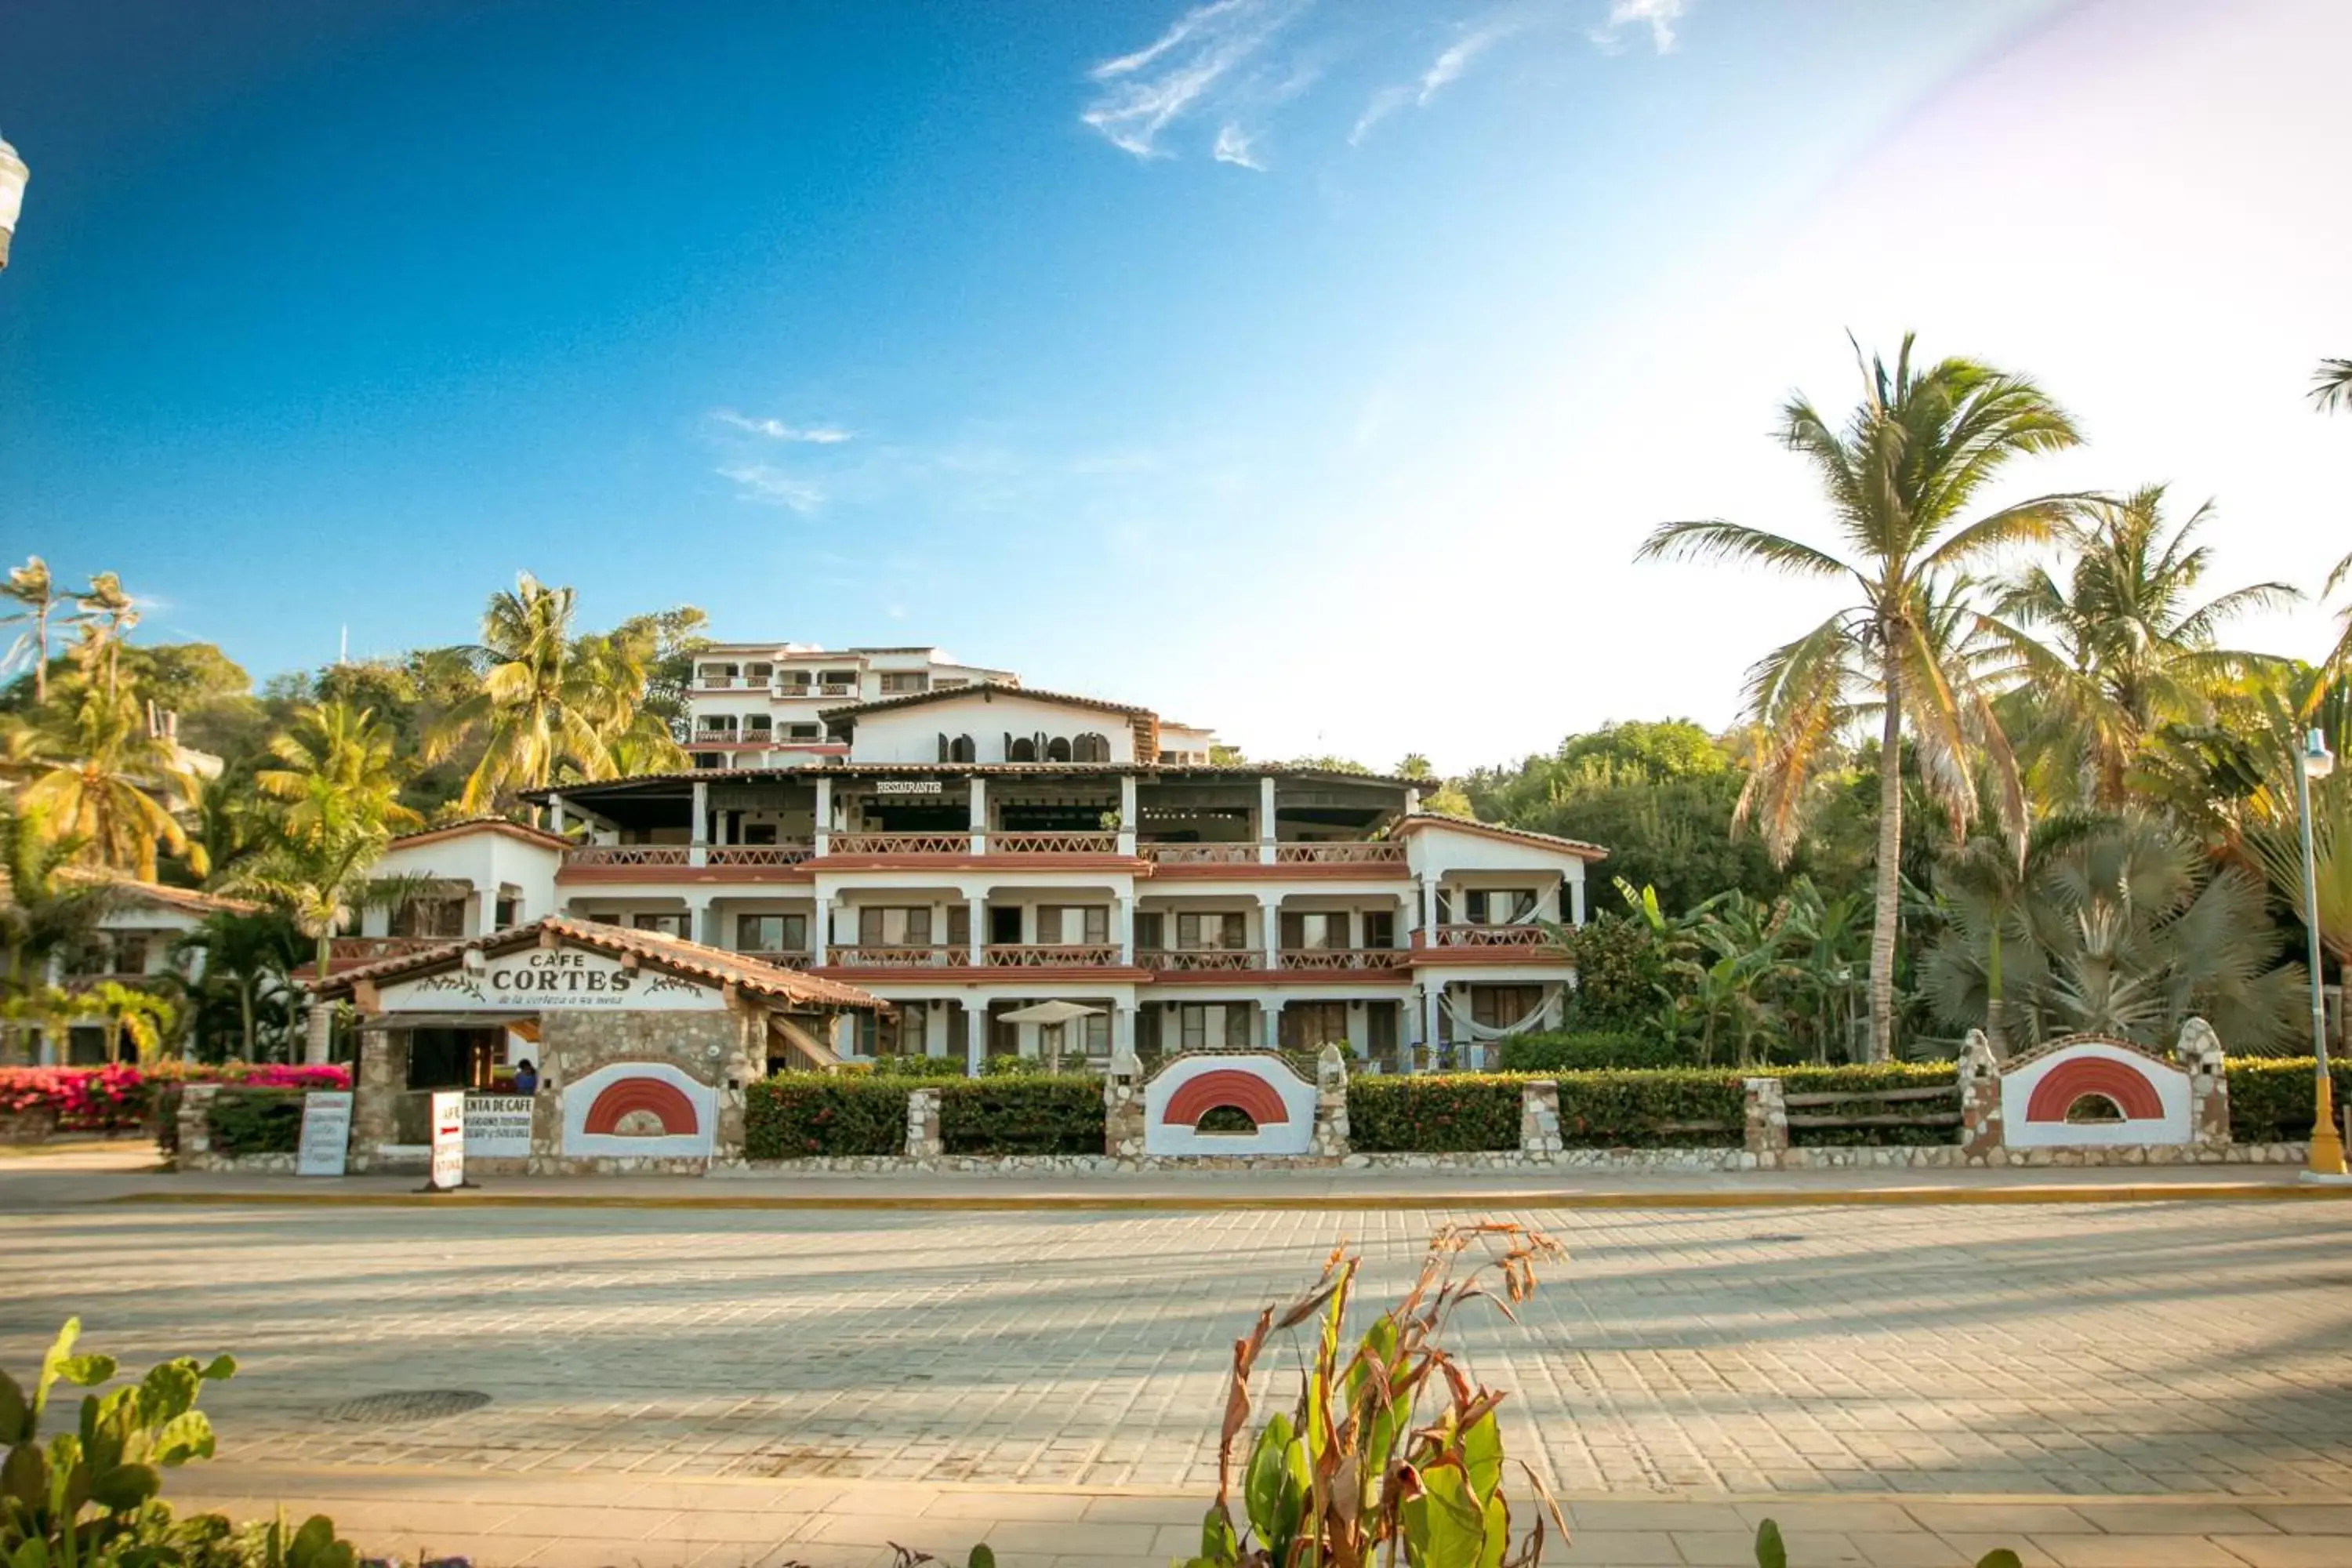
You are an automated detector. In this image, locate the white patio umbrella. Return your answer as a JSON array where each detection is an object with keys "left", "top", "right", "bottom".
[{"left": 996, "top": 1000, "right": 1105, "bottom": 1072}]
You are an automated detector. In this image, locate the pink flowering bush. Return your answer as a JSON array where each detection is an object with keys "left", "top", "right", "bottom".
[{"left": 0, "top": 1062, "right": 350, "bottom": 1137}]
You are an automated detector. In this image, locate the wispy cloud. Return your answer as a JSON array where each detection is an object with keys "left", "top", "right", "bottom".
[
  {"left": 1082, "top": 0, "right": 1308, "bottom": 160},
  {"left": 1351, "top": 15, "right": 1526, "bottom": 146},
  {"left": 710, "top": 409, "right": 855, "bottom": 444},
  {"left": 717, "top": 464, "right": 826, "bottom": 514},
  {"left": 1212, "top": 123, "right": 1266, "bottom": 169},
  {"left": 1590, "top": 0, "right": 1683, "bottom": 55}
]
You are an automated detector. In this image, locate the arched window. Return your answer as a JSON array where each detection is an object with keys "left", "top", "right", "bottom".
[
  {"left": 949, "top": 734, "right": 976, "bottom": 763},
  {"left": 1007, "top": 734, "right": 1036, "bottom": 762},
  {"left": 936, "top": 732, "right": 950, "bottom": 762},
  {"left": 1046, "top": 736, "right": 1073, "bottom": 763},
  {"left": 1072, "top": 732, "right": 1109, "bottom": 763}
]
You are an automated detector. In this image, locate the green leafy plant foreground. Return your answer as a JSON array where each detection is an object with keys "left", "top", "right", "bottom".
[
  {"left": 744, "top": 1075, "right": 908, "bottom": 1159},
  {"left": 1, "top": 1317, "right": 359, "bottom": 1568}
]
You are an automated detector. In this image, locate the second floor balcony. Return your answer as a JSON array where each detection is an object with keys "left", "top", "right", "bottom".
[{"left": 818, "top": 942, "right": 1127, "bottom": 970}]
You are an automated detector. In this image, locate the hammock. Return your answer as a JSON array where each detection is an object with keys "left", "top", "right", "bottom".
[{"left": 1437, "top": 983, "right": 1563, "bottom": 1042}]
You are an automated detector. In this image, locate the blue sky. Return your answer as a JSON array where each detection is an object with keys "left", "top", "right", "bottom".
[{"left": 3, "top": 0, "right": 2347, "bottom": 768}]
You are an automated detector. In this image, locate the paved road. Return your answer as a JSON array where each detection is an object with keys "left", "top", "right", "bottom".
[{"left": 6, "top": 1199, "right": 2351, "bottom": 1504}]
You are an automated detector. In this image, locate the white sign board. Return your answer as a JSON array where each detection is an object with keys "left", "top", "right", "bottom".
[
  {"left": 875, "top": 779, "right": 944, "bottom": 794},
  {"left": 463, "top": 1094, "right": 535, "bottom": 1159},
  {"left": 379, "top": 948, "right": 717, "bottom": 1012},
  {"left": 295, "top": 1091, "right": 353, "bottom": 1177},
  {"left": 429, "top": 1090, "right": 466, "bottom": 1189}
]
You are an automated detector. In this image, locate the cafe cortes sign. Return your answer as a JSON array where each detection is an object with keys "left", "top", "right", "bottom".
[{"left": 382, "top": 947, "right": 717, "bottom": 1012}]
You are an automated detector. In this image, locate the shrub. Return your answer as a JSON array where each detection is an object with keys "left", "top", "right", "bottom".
[
  {"left": 0, "top": 1064, "right": 151, "bottom": 1131},
  {"left": 1, "top": 1318, "right": 359, "bottom": 1568},
  {"left": 1499, "top": 1030, "right": 1686, "bottom": 1072},
  {"left": 1347, "top": 1076, "right": 1524, "bottom": 1152},
  {"left": 2225, "top": 1058, "right": 2352, "bottom": 1143},
  {"left": 205, "top": 1090, "right": 308, "bottom": 1156},
  {"left": 866, "top": 1054, "right": 970, "bottom": 1080},
  {"left": 980, "top": 1054, "right": 1094, "bottom": 1077},
  {"left": 1550, "top": 1069, "right": 1746, "bottom": 1148},
  {"left": 940, "top": 1076, "right": 1103, "bottom": 1154},
  {"left": 1773, "top": 1063, "right": 1959, "bottom": 1148},
  {"left": 744, "top": 1073, "right": 908, "bottom": 1159}
]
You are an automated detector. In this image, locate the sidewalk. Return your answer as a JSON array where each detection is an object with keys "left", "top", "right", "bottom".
[
  {"left": 168, "top": 1464, "right": 2352, "bottom": 1567},
  {"left": 3, "top": 1145, "right": 2347, "bottom": 1213}
]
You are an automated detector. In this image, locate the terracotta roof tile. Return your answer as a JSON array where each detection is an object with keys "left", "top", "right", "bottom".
[
  {"left": 818, "top": 681, "right": 1155, "bottom": 721},
  {"left": 387, "top": 817, "right": 570, "bottom": 852},
  {"left": 1392, "top": 815, "right": 1610, "bottom": 861}
]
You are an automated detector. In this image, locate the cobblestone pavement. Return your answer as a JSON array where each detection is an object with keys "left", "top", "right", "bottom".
[{"left": 5, "top": 1200, "right": 2350, "bottom": 1501}]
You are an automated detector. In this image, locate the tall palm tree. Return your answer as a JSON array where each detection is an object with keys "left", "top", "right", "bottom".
[
  {"left": 257, "top": 701, "right": 420, "bottom": 844},
  {"left": 2314, "top": 358, "right": 2352, "bottom": 414},
  {"left": 15, "top": 687, "right": 206, "bottom": 880},
  {"left": 227, "top": 819, "right": 432, "bottom": 1063},
  {"left": 1639, "top": 335, "right": 2083, "bottom": 1058},
  {"left": 426, "top": 573, "right": 615, "bottom": 811},
  {"left": 0, "top": 800, "right": 117, "bottom": 998},
  {"left": 1994, "top": 488, "right": 2295, "bottom": 807},
  {"left": 171, "top": 908, "right": 302, "bottom": 1062},
  {"left": 70, "top": 571, "right": 139, "bottom": 702},
  {"left": 1, "top": 557, "right": 60, "bottom": 704}
]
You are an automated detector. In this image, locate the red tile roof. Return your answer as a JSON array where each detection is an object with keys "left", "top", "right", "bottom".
[
  {"left": 386, "top": 817, "right": 570, "bottom": 852},
  {"left": 1392, "top": 815, "right": 1610, "bottom": 862},
  {"left": 312, "top": 914, "right": 888, "bottom": 1011},
  {"left": 818, "top": 681, "right": 1156, "bottom": 721}
]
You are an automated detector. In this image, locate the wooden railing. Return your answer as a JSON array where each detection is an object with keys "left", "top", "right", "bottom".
[
  {"left": 985, "top": 944, "right": 1123, "bottom": 967},
  {"left": 1784, "top": 1084, "right": 1962, "bottom": 1133},
  {"left": 991, "top": 831, "right": 1119, "bottom": 855},
  {"left": 827, "top": 832, "right": 974, "bottom": 855},
  {"left": 1144, "top": 842, "right": 1258, "bottom": 865},
  {"left": 737, "top": 949, "right": 813, "bottom": 971},
  {"left": 826, "top": 946, "right": 959, "bottom": 967},
  {"left": 563, "top": 844, "right": 691, "bottom": 867},
  {"left": 706, "top": 844, "right": 815, "bottom": 866},
  {"left": 328, "top": 936, "right": 451, "bottom": 962},
  {"left": 1421, "top": 924, "right": 1561, "bottom": 949},
  {"left": 1275, "top": 841, "right": 1406, "bottom": 865},
  {"left": 1141, "top": 948, "right": 1258, "bottom": 972},
  {"left": 1281, "top": 948, "right": 1410, "bottom": 971}
]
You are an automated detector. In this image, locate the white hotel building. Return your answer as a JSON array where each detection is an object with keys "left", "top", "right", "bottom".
[{"left": 360, "top": 644, "right": 1600, "bottom": 1073}]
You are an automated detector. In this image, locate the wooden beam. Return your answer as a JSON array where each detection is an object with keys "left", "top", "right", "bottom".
[{"left": 352, "top": 978, "right": 379, "bottom": 1013}]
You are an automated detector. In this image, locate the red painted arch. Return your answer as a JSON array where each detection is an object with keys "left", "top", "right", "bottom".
[
  {"left": 583, "top": 1076, "right": 701, "bottom": 1137},
  {"left": 2025, "top": 1056, "right": 2164, "bottom": 1123},
  {"left": 1163, "top": 1069, "right": 1291, "bottom": 1128}
]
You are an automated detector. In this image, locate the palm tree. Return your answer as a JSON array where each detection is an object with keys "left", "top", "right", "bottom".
[
  {"left": 16, "top": 687, "right": 206, "bottom": 880},
  {"left": 0, "top": 800, "right": 118, "bottom": 1062},
  {"left": 226, "top": 820, "right": 432, "bottom": 1063},
  {"left": 1639, "top": 335, "right": 2084, "bottom": 1059},
  {"left": 426, "top": 573, "right": 615, "bottom": 812},
  {"left": 1926, "top": 811, "right": 2103, "bottom": 1058},
  {"left": 2313, "top": 358, "right": 2352, "bottom": 414},
  {"left": 70, "top": 571, "right": 139, "bottom": 702},
  {"left": 1993, "top": 488, "right": 2295, "bottom": 807},
  {"left": 2, "top": 557, "right": 60, "bottom": 704},
  {"left": 171, "top": 908, "right": 302, "bottom": 1062},
  {"left": 258, "top": 701, "right": 420, "bottom": 844}
]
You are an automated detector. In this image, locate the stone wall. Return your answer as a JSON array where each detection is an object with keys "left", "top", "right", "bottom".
[
  {"left": 1309, "top": 1043, "right": 1351, "bottom": 1157},
  {"left": 532, "top": 1005, "right": 764, "bottom": 1175},
  {"left": 906, "top": 1086, "right": 943, "bottom": 1158}
]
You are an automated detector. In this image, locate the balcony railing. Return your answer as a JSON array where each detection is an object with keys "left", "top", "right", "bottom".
[
  {"left": 985, "top": 943, "right": 1123, "bottom": 967},
  {"left": 563, "top": 845, "right": 691, "bottom": 867},
  {"left": 991, "top": 831, "right": 1118, "bottom": 855},
  {"left": 695, "top": 674, "right": 738, "bottom": 688},
  {"left": 828, "top": 945, "right": 958, "bottom": 967},
  {"left": 1275, "top": 841, "right": 1406, "bottom": 866},
  {"left": 818, "top": 682, "right": 857, "bottom": 697},
  {"left": 828, "top": 831, "right": 974, "bottom": 855},
  {"left": 1141, "top": 948, "right": 1258, "bottom": 972},
  {"left": 1421, "top": 924, "right": 1564, "bottom": 949},
  {"left": 737, "top": 950, "right": 812, "bottom": 971},
  {"left": 1281, "top": 948, "right": 1410, "bottom": 971},
  {"left": 705, "top": 844, "right": 815, "bottom": 866},
  {"left": 1143, "top": 842, "right": 1258, "bottom": 865}
]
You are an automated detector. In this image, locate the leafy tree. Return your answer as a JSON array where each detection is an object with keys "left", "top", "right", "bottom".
[
  {"left": 613, "top": 604, "right": 711, "bottom": 736},
  {"left": 171, "top": 908, "right": 303, "bottom": 1062},
  {"left": 68, "top": 571, "right": 140, "bottom": 703},
  {"left": 258, "top": 701, "right": 420, "bottom": 842},
  {"left": 0, "top": 800, "right": 118, "bottom": 1002},
  {"left": 225, "top": 819, "right": 431, "bottom": 1058},
  {"left": 1928, "top": 812, "right": 2103, "bottom": 1057},
  {"left": 1640, "top": 334, "right": 2083, "bottom": 1058},
  {"left": 2314, "top": 357, "right": 2352, "bottom": 413},
  {"left": 12, "top": 686, "right": 206, "bottom": 880}
]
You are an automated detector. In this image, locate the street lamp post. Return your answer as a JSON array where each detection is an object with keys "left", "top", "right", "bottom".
[
  {"left": 0, "top": 134, "right": 27, "bottom": 270},
  {"left": 2295, "top": 727, "right": 2347, "bottom": 1179}
]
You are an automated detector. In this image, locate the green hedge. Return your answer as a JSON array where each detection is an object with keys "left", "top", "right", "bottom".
[
  {"left": 1773, "top": 1064, "right": 1958, "bottom": 1147},
  {"left": 2226, "top": 1058, "right": 2352, "bottom": 1143},
  {"left": 204, "top": 1090, "right": 306, "bottom": 1156},
  {"left": 745, "top": 1074, "right": 909, "bottom": 1159},
  {"left": 940, "top": 1077, "right": 1104, "bottom": 1155},
  {"left": 1497, "top": 1031, "right": 1683, "bottom": 1073},
  {"left": 1350, "top": 1064, "right": 1966, "bottom": 1153},
  {"left": 860, "top": 1054, "right": 971, "bottom": 1080},
  {"left": 1348, "top": 1076, "right": 1526, "bottom": 1152}
]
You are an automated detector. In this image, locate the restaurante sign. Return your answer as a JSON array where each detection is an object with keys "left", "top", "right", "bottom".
[{"left": 381, "top": 948, "right": 717, "bottom": 1012}]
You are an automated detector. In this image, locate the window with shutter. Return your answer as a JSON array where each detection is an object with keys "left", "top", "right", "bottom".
[
  {"left": 858, "top": 907, "right": 884, "bottom": 945},
  {"left": 1082, "top": 907, "right": 1109, "bottom": 945},
  {"left": 948, "top": 905, "right": 971, "bottom": 946},
  {"left": 1225, "top": 1006, "right": 1254, "bottom": 1049},
  {"left": 905, "top": 908, "right": 932, "bottom": 946},
  {"left": 1134, "top": 912, "right": 1164, "bottom": 949},
  {"left": 1363, "top": 910, "right": 1395, "bottom": 948},
  {"left": 1280, "top": 912, "right": 1304, "bottom": 949}
]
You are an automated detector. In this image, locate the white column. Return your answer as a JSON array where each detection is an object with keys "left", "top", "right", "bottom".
[
  {"left": 811, "top": 895, "right": 830, "bottom": 965},
  {"left": 1421, "top": 984, "right": 1443, "bottom": 1073},
  {"left": 1258, "top": 775, "right": 1277, "bottom": 863},
  {"left": 547, "top": 793, "right": 567, "bottom": 835},
  {"left": 304, "top": 1002, "right": 334, "bottom": 1066},
  {"left": 1261, "top": 998, "right": 1280, "bottom": 1050},
  {"left": 1258, "top": 893, "right": 1281, "bottom": 972},
  {"left": 925, "top": 1004, "right": 949, "bottom": 1058},
  {"left": 1118, "top": 774, "right": 1138, "bottom": 855},
  {"left": 964, "top": 1002, "right": 986, "bottom": 1075},
  {"left": 969, "top": 776, "right": 988, "bottom": 854},
  {"left": 690, "top": 895, "right": 716, "bottom": 946},
  {"left": 1115, "top": 1004, "right": 1137, "bottom": 1065},
  {"left": 690, "top": 779, "right": 710, "bottom": 868},
  {"left": 814, "top": 776, "right": 833, "bottom": 855},
  {"left": 1420, "top": 877, "right": 1440, "bottom": 942},
  {"left": 1116, "top": 894, "right": 1134, "bottom": 965},
  {"left": 967, "top": 895, "right": 985, "bottom": 966},
  {"left": 1404, "top": 787, "right": 1421, "bottom": 815},
  {"left": 1569, "top": 873, "right": 1587, "bottom": 926}
]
